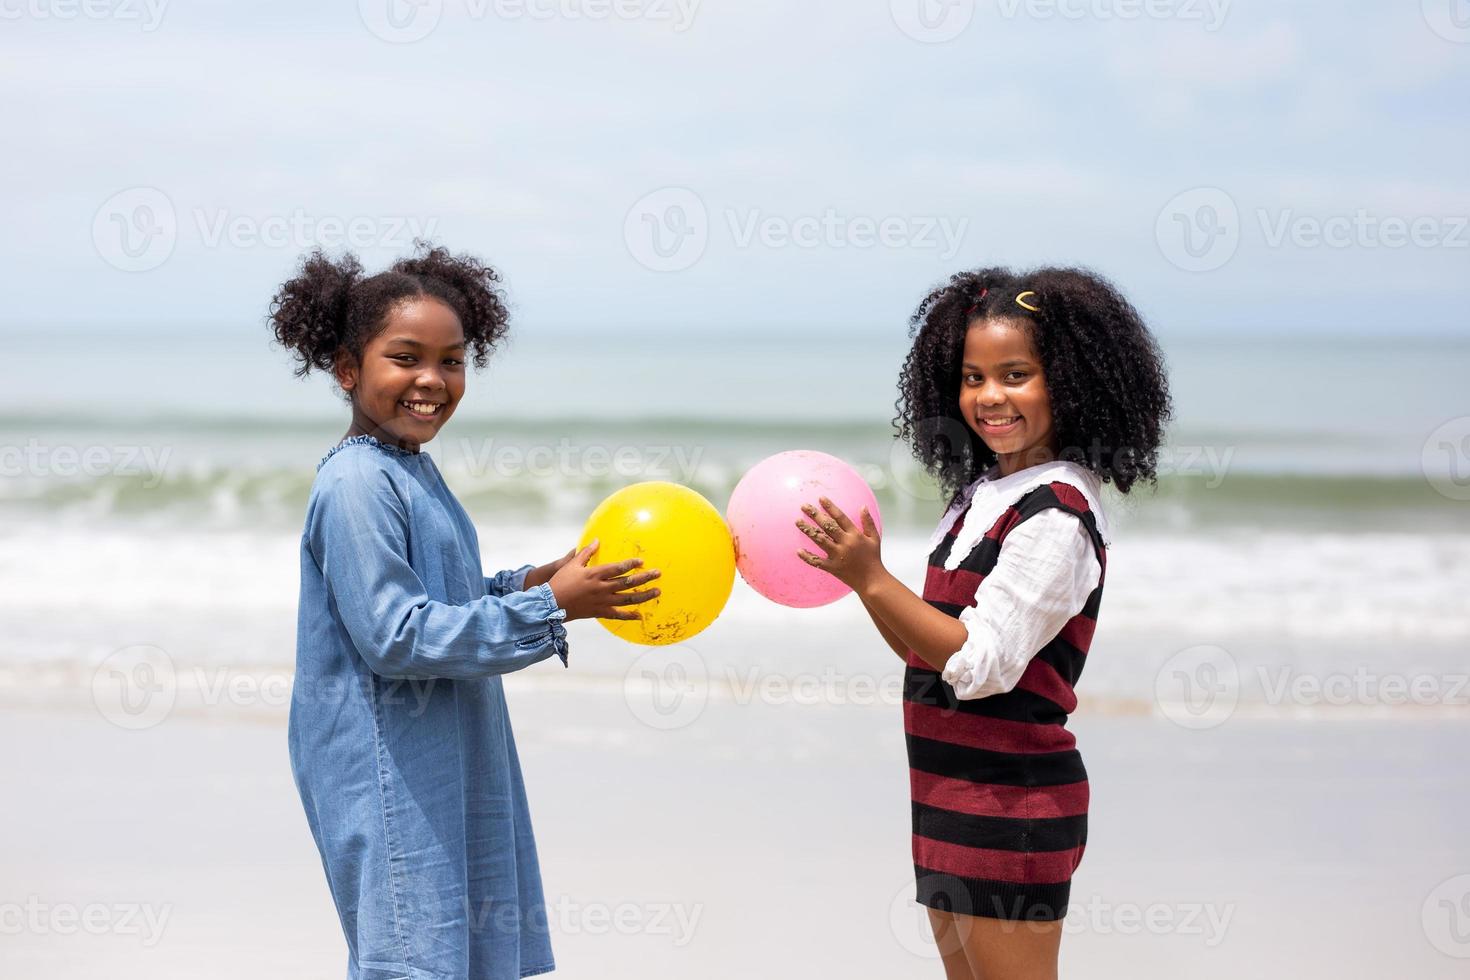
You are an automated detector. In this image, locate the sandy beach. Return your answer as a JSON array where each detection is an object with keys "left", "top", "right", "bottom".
[{"left": 3, "top": 671, "right": 1465, "bottom": 979}]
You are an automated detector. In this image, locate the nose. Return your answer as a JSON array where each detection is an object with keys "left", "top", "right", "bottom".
[
  {"left": 415, "top": 365, "right": 447, "bottom": 392},
  {"left": 976, "top": 379, "right": 1007, "bottom": 407}
]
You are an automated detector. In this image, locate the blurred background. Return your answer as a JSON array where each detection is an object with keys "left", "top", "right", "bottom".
[{"left": 1, "top": 1, "right": 1467, "bottom": 977}]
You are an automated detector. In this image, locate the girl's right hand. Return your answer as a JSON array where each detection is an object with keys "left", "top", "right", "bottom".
[{"left": 546, "top": 540, "right": 662, "bottom": 622}]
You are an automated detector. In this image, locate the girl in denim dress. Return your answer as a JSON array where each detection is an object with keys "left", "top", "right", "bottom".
[{"left": 269, "top": 243, "right": 661, "bottom": 980}]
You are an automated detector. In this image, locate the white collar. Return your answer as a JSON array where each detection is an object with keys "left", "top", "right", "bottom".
[{"left": 926, "top": 460, "right": 1111, "bottom": 570}]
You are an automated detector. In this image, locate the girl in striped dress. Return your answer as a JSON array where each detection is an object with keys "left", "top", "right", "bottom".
[{"left": 795, "top": 267, "right": 1171, "bottom": 980}]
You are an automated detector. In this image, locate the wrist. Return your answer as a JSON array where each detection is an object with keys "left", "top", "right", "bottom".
[{"left": 856, "top": 565, "right": 894, "bottom": 603}]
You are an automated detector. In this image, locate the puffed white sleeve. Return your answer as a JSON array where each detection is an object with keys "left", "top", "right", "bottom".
[{"left": 940, "top": 509, "right": 1101, "bottom": 700}]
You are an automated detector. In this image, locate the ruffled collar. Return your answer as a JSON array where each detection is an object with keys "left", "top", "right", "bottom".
[
  {"left": 927, "top": 460, "right": 1111, "bottom": 570},
  {"left": 317, "top": 433, "right": 422, "bottom": 471}
]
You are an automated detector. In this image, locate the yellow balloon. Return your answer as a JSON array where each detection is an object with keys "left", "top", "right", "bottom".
[{"left": 578, "top": 481, "right": 735, "bottom": 646}]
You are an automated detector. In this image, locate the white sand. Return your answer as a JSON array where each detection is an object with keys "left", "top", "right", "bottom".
[{"left": 2, "top": 673, "right": 1467, "bottom": 979}]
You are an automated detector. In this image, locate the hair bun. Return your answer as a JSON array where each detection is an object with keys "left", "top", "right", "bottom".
[{"left": 268, "top": 250, "right": 363, "bottom": 377}]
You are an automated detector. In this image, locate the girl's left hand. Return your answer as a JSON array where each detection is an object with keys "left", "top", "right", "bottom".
[
  {"left": 525, "top": 548, "right": 576, "bottom": 590},
  {"left": 795, "top": 497, "right": 883, "bottom": 591}
]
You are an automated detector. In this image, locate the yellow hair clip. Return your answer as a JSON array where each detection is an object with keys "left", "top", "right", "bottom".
[{"left": 1015, "top": 291, "right": 1039, "bottom": 312}]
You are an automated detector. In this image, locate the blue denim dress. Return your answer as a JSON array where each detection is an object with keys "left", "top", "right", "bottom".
[{"left": 289, "top": 434, "right": 568, "bottom": 979}]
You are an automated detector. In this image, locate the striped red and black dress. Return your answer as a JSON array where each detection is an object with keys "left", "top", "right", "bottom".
[{"left": 904, "top": 480, "right": 1106, "bottom": 922}]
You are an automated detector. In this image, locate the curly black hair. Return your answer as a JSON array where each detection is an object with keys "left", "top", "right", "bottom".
[
  {"left": 268, "top": 240, "right": 511, "bottom": 403},
  {"left": 895, "top": 265, "right": 1172, "bottom": 504}
]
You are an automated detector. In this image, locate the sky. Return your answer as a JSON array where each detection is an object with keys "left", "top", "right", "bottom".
[{"left": 2, "top": 0, "right": 1468, "bottom": 339}]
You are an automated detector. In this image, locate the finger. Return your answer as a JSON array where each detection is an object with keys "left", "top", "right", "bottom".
[
  {"left": 801, "top": 504, "right": 841, "bottom": 538},
  {"left": 796, "top": 549, "right": 828, "bottom": 568},
  {"left": 613, "top": 587, "right": 661, "bottom": 606},
  {"left": 611, "top": 569, "right": 662, "bottom": 589},
  {"left": 575, "top": 539, "right": 599, "bottom": 566},
  {"left": 819, "top": 496, "right": 856, "bottom": 533},
  {"left": 602, "top": 609, "right": 641, "bottom": 621},
  {"left": 794, "top": 520, "right": 836, "bottom": 554},
  {"left": 860, "top": 507, "right": 878, "bottom": 537},
  {"left": 596, "top": 557, "right": 645, "bottom": 579}
]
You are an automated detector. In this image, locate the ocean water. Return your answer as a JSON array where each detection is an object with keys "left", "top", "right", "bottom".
[{"left": 3, "top": 329, "right": 1467, "bottom": 712}]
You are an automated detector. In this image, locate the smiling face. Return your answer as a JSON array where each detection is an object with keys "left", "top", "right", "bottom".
[
  {"left": 960, "top": 317, "right": 1057, "bottom": 476},
  {"left": 334, "top": 296, "right": 466, "bottom": 452}
]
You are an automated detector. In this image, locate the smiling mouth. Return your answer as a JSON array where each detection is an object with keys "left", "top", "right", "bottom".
[
  {"left": 400, "top": 400, "right": 444, "bottom": 419},
  {"left": 979, "top": 416, "right": 1021, "bottom": 431}
]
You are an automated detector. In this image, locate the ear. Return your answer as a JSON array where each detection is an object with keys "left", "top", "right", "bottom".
[{"left": 332, "top": 348, "right": 357, "bottom": 393}]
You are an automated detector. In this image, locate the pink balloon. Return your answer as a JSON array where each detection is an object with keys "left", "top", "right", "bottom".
[{"left": 727, "top": 450, "right": 883, "bottom": 608}]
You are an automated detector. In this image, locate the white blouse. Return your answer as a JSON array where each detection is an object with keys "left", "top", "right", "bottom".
[{"left": 932, "top": 462, "right": 1109, "bottom": 701}]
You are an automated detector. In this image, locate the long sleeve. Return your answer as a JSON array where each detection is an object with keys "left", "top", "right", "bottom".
[
  {"left": 941, "top": 509, "right": 1101, "bottom": 700},
  {"left": 308, "top": 457, "right": 567, "bottom": 680},
  {"left": 485, "top": 565, "right": 534, "bottom": 598}
]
